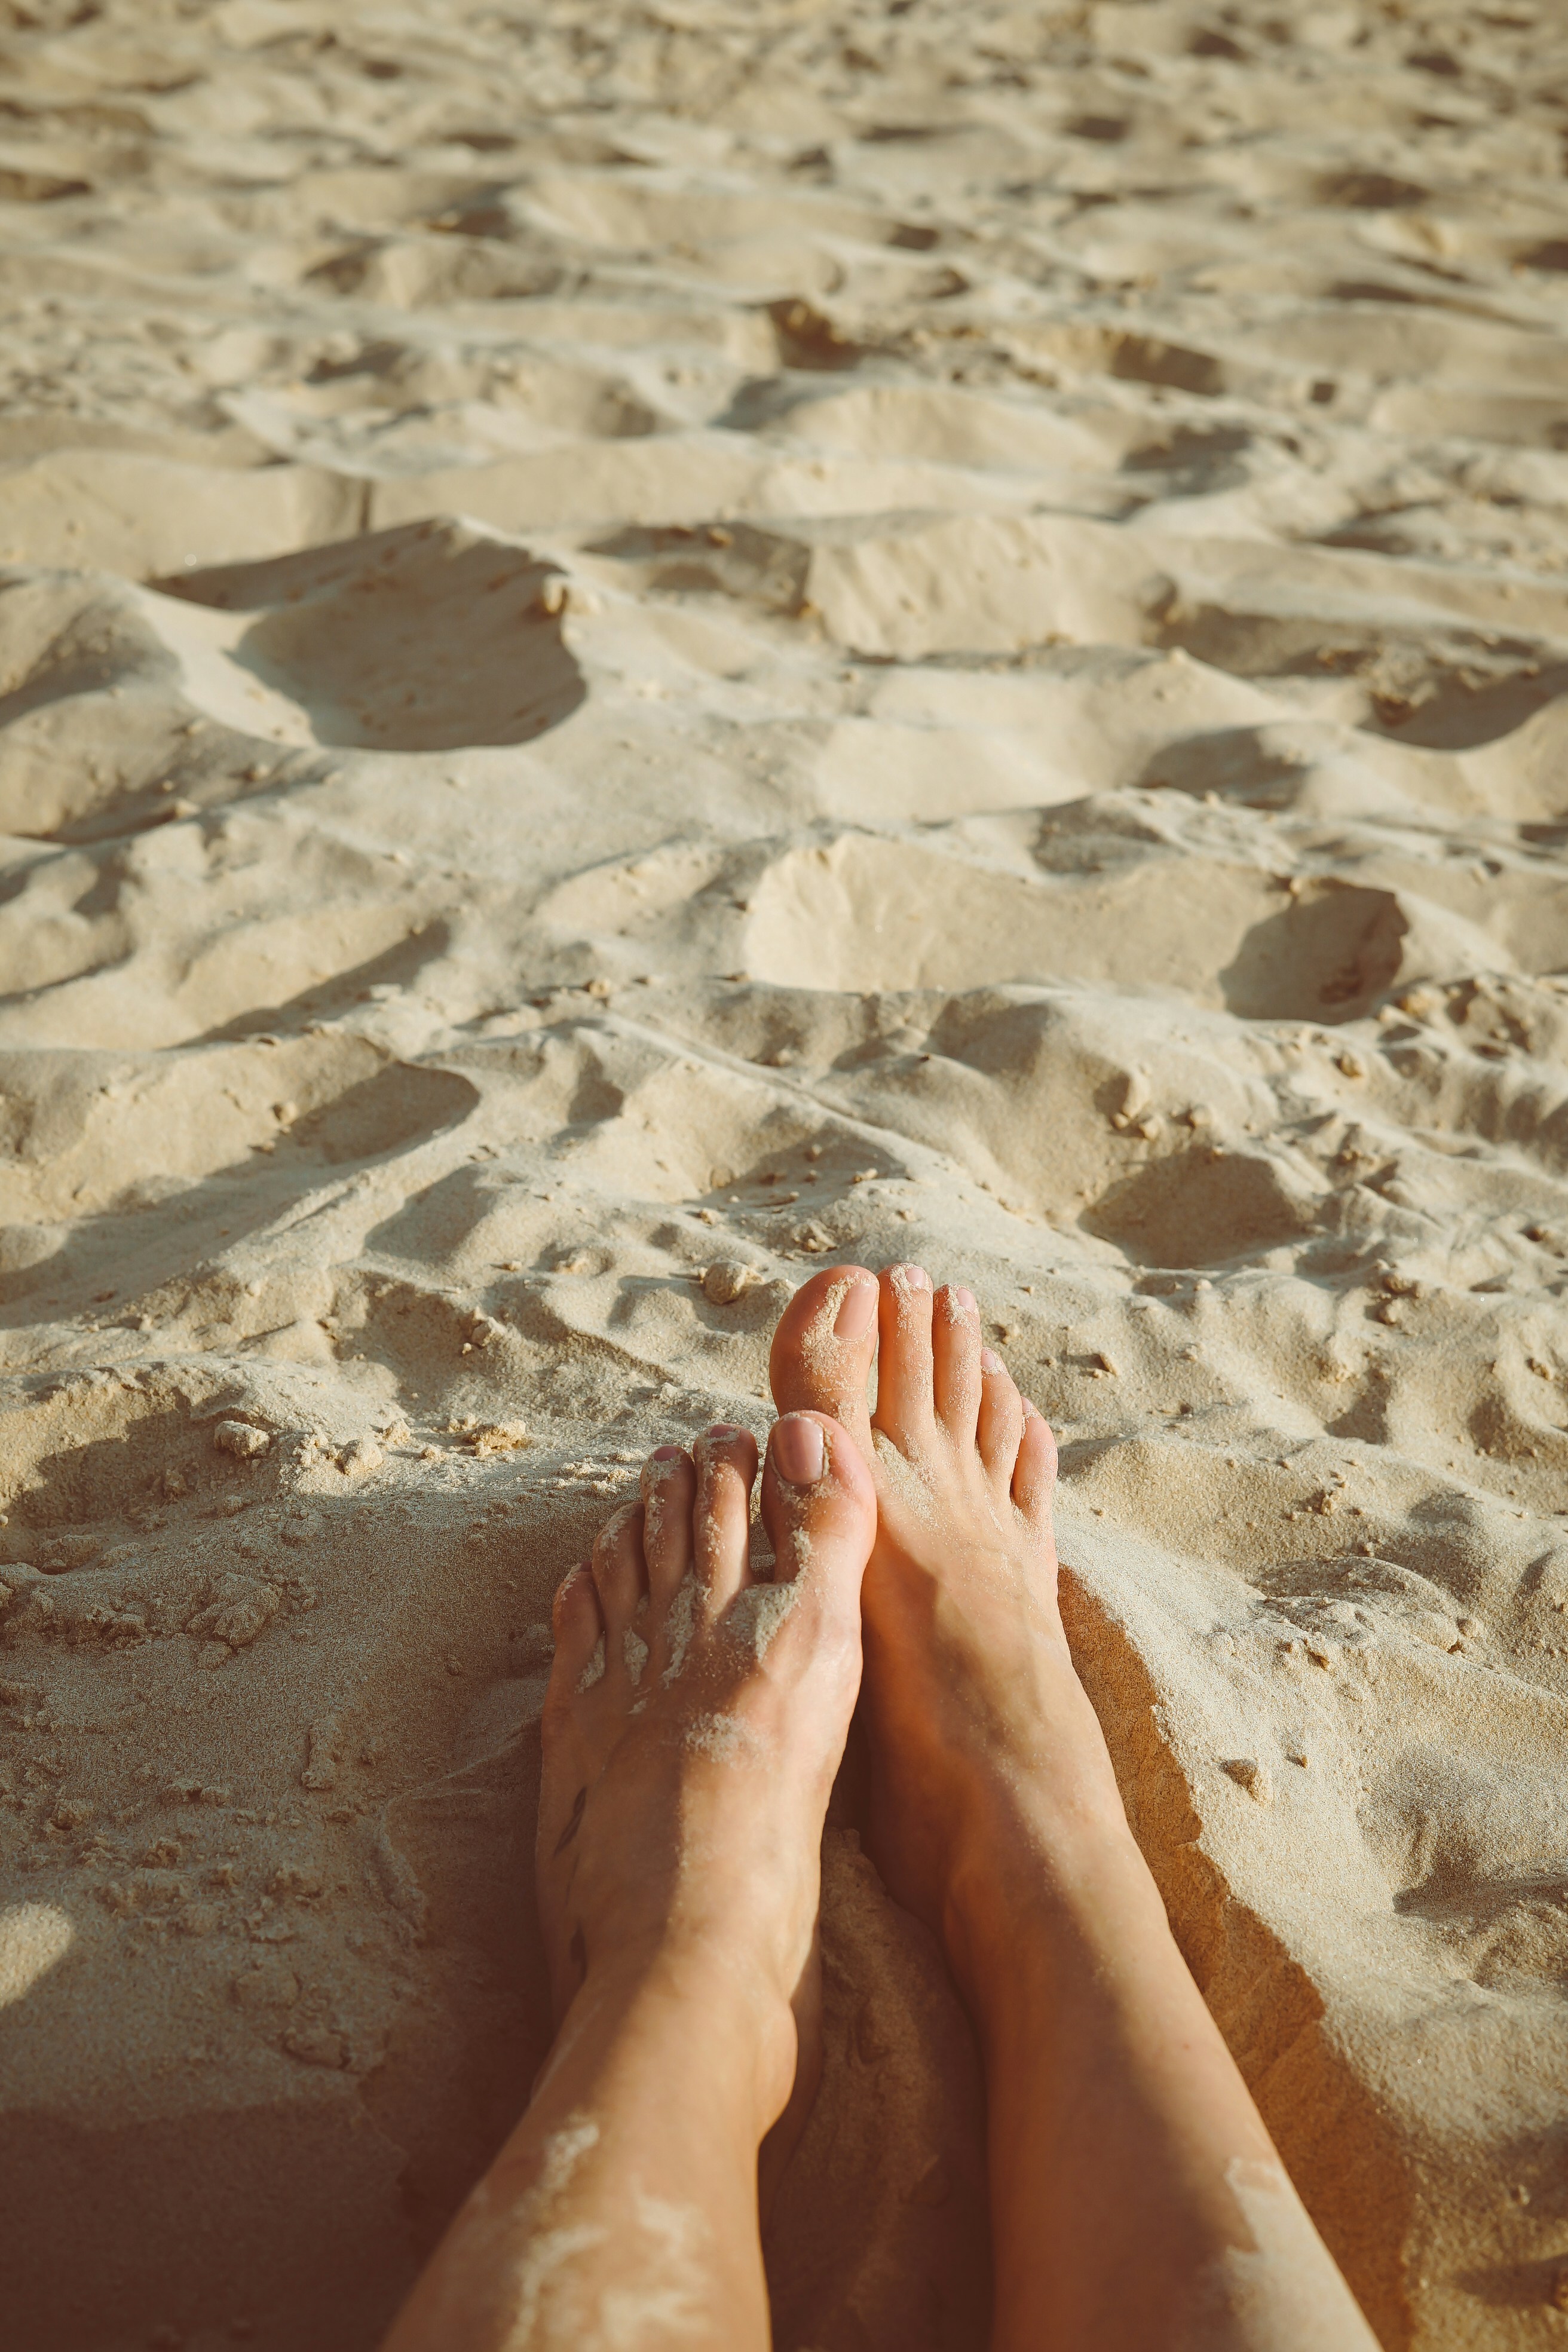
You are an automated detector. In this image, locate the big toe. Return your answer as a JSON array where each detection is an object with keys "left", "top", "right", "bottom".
[
  {"left": 1013, "top": 1404, "right": 1059, "bottom": 1533},
  {"left": 752, "top": 1412, "right": 876, "bottom": 1655},
  {"left": 768, "top": 1264, "right": 879, "bottom": 1441}
]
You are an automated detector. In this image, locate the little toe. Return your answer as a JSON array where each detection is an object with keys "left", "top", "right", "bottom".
[
  {"left": 976, "top": 1345, "right": 1025, "bottom": 1489},
  {"left": 1012, "top": 1406, "right": 1059, "bottom": 1531},
  {"left": 692, "top": 1423, "right": 760, "bottom": 1612},
  {"left": 590, "top": 1500, "right": 648, "bottom": 1652},
  {"left": 768, "top": 1264, "right": 879, "bottom": 1448},
  {"left": 544, "top": 1561, "right": 603, "bottom": 1715},
  {"left": 932, "top": 1284, "right": 982, "bottom": 1446},
  {"left": 872, "top": 1263, "right": 937, "bottom": 1453},
  {"left": 755, "top": 1411, "right": 876, "bottom": 1655},
  {"left": 640, "top": 1445, "right": 695, "bottom": 1609}
]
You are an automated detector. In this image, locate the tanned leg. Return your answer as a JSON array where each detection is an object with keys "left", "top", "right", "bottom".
[
  {"left": 381, "top": 1411, "right": 876, "bottom": 2352},
  {"left": 772, "top": 1265, "right": 1379, "bottom": 2352}
]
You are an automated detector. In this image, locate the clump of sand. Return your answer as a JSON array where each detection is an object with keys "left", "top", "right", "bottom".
[{"left": 2, "top": 1, "right": 1567, "bottom": 2345}]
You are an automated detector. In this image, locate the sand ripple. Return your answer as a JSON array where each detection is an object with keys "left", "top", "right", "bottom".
[{"left": 1, "top": 2, "right": 1567, "bottom": 2344}]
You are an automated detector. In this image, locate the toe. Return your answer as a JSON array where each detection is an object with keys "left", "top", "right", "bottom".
[
  {"left": 1012, "top": 1406, "right": 1059, "bottom": 1530},
  {"left": 976, "top": 1345, "right": 1024, "bottom": 1488},
  {"left": 543, "top": 1561, "right": 603, "bottom": 1719},
  {"left": 768, "top": 1263, "right": 878, "bottom": 1448},
  {"left": 872, "top": 1263, "right": 936, "bottom": 1453},
  {"left": 755, "top": 1411, "right": 875, "bottom": 1657},
  {"left": 641, "top": 1446, "right": 695, "bottom": 1609},
  {"left": 932, "top": 1284, "right": 982, "bottom": 1446},
  {"left": 692, "top": 1423, "right": 760, "bottom": 1613},
  {"left": 590, "top": 1501, "right": 648, "bottom": 1649}
]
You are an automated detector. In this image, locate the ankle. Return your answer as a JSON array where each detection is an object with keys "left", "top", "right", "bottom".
[
  {"left": 561, "top": 1932, "right": 798, "bottom": 2140},
  {"left": 915, "top": 1646, "right": 1142, "bottom": 1916},
  {"left": 941, "top": 1784, "right": 1159, "bottom": 2019}
]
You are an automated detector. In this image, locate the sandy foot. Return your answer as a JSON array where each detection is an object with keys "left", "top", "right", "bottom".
[{"left": 536, "top": 1414, "right": 875, "bottom": 2167}]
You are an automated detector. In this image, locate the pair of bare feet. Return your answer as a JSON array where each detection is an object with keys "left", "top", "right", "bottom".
[{"left": 384, "top": 1264, "right": 1379, "bottom": 2352}]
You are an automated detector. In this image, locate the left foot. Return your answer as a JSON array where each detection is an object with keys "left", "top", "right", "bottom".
[
  {"left": 535, "top": 1413, "right": 877, "bottom": 2152},
  {"left": 383, "top": 1418, "right": 874, "bottom": 2352}
]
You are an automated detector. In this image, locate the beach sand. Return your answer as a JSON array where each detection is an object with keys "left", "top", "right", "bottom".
[{"left": 1, "top": 0, "right": 1566, "bottom": 2344}]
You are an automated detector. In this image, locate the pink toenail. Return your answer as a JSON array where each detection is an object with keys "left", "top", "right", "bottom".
[
  {"left": 834, "top": 1279, "right": 877, "bottom": 1339},
  {"left": 771, "top": 1414, "right": 825, "bottom": 1484},
  {"left": 957, "top": 1287, "right": 978, "bottom": 1314},
  {"left": 981, "top": 1347, "right": 1003, "bottom": 1374},
  {"left": 651, "top": 1446, "right": 681, "bottom": 1461},
  {"left": 896, "top": 1263, "right": 931, "bottom": 1291},
  {"left": 706, "top": 1423, "right": 739, "bottom": 1440}
]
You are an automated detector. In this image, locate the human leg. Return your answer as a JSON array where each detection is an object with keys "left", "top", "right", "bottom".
[
  {"left": 771, "top": 1266, "right": 1379, "bottom": 2352},
  {"left": 381, "top": 1411, "right": 876, "bottom": 2352}
]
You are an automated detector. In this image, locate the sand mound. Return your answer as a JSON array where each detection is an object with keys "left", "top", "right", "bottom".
[{"left": 2, "top": 1, "right": 1567, "bottom": 2347}]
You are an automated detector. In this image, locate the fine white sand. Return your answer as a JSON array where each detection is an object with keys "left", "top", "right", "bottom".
[{"left": 2, "top": 1, "right": 1567, "bottom": 2345}]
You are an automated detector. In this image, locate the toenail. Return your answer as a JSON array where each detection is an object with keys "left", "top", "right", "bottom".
[
  {"left": 834, "top": 1279, "right": 877, "bottom": 1340},
  {"left": 706, "top": 1423, "right": 740, "bottom": 1440},
  {"left": 895, "top": 1263, "right": 931, "bottom": 1291},
  {"left": 651, "top": 1446, "right": 682, "bottom": 1462},
  {"left": 981, "top": 1347, "right": 1004, "bottom": 1374},
  {"left": 771, "top": 1414, "right": 825, "bottom": 1485},
  {"left": 957, "top": 1287, "right": 978, "bottom": 1315}
]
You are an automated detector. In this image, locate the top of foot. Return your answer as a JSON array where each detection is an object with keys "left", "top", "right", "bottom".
[
  {"left": 535, "top": 1410, "right": 875, "bottom": 2148},
  {"left": 770, "top": 1263, "right": 1133, "bottom": 1982}
]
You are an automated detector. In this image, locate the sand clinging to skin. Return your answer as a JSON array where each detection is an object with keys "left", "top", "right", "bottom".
[
  {"left": 727, "top": 1578, "right": 802, "bottom": 1661},
  {"left": 1, "top": 1, "right": 1567, "bottom": 2345},
  {"left": 797, "top": 1278, "right": 862, "bottom": 1389},
  {"left": 660, "top": 1576, "right": 702, "bottom": 1686},
  {"left": 575, "top": 1635, "right": 607, "bottom": 1695},
  {"left": 682, "top": 1711, "right": 762, "bottom": 1765}
]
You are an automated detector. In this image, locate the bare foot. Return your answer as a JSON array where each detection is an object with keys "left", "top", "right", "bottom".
[
  {"left": 382, "top": 1413, "right": 880, "bottom": 2352},
  {"left": 391, "top": 1322, "right": 1376, "bottom": 2352},
  {"left": 536, "top": 1413, "right": 876, "bottom": 2158},
  {"left": 768, "top": 1263, "right": 1132, "bottom": 1997},
  {"left": 771, "top": 1267, "right": 1382, "bottom": 2352}
]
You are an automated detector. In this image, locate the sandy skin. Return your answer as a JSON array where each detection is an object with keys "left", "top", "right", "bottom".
[
  {"left": 381, "top": 1409, "right": 877, "bottom": 2351},
  {"left": 382, "top": 1272, "right": 1378, "bottom": 2352}
]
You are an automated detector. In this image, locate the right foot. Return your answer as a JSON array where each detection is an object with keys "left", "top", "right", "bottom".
[
  {"left": 776, "top": 1270, "right": 1381, "bottom": 2352},
  {"left": 770, "top": 1263, "right": 1138, "bottom": 1998}
]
